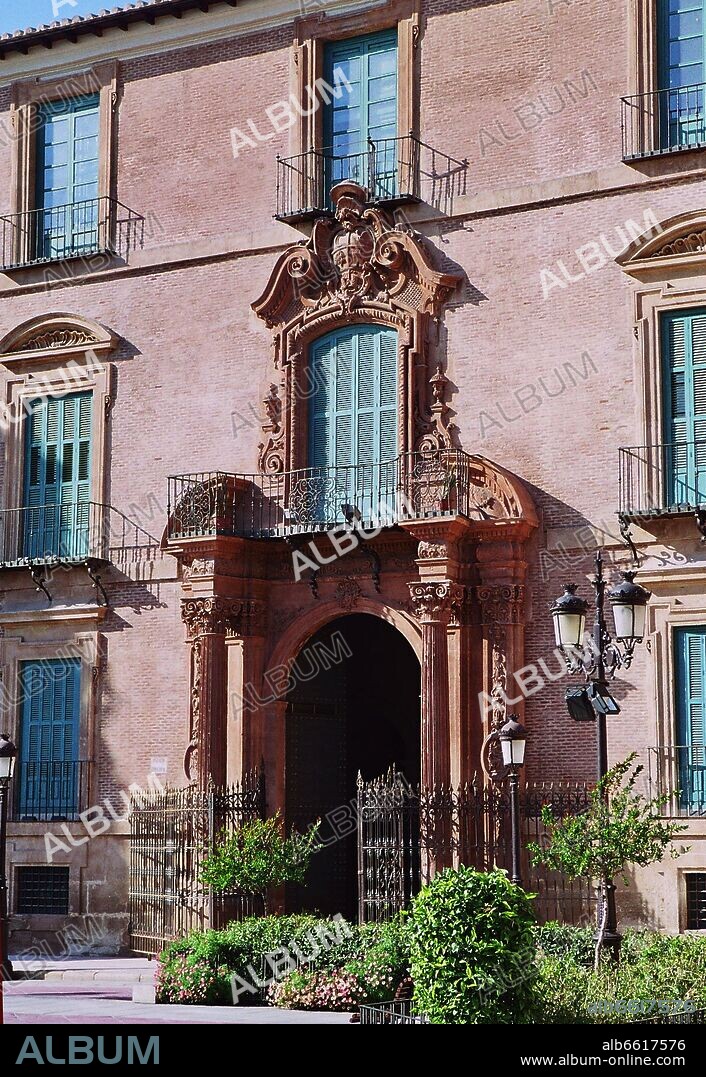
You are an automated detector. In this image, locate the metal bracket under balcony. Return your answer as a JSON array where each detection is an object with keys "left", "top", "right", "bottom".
[
  {"left": 0, "top": 196, "right": 145, "bottom": 272},
  {"left": 0, "top": 501, "right": 159, "bottom": 604},
  {"left": 167, "top": 452, "right": 502, "bottom": 544},
  {"left": 621, "top": 83, "right": 706, "bottom": 161},
  {"left": 275, "top": 134, "right": 468, "bottom": 223},
  {"left": 618, "top": 441, "right": 706, "bottom": 547}
]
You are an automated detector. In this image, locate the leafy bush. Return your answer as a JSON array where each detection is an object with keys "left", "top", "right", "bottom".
[
  {"left": 533, "top": 931, "right": 706, "bottom": 1023},
  {"left": 269, "top": 969, "right": 367, "bottom": 1011},
  {"left": 201, "top": 814, "right": 320, "bottom": 910},
  {"left": 157, "top": 914, "right": 358, "bottom": 1005},
  {"left": 409, "top": 867, "right": 537, "bottom": 1024},
  {"left": 155, "top": 954, "right": 231, "bottom": 1005},
  {"left": 533, "top": 922, "right": 594, "bottom": 966}
]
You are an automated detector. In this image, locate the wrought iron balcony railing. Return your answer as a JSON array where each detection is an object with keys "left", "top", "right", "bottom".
[
  {"left": 0, "top": 196, "right": 143, "bottom": 271},
  {"left": 621, "top": 83, "right": 706, "bottom": 160},
  {"left": 648, "top": 746, "right": 706, "bottom": 818},
  {"left": 619, "top": 441, "right": 706, "bottom": 518},
  {"left": 0, "top": 501, "right": 109, "bottom": 567},
  {"left": 275, "top": 134, "right": 468, "bottom": 223},
  {"left": 168, "top": 451, "right": 494, "bottom": 541},
  {"left": 13, "top": 759, "right": 91, "bottom": 822}
]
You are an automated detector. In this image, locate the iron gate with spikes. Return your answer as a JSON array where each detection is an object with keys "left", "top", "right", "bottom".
[{"left": 357, "top": 769, "right": 594, "bottom": 925}]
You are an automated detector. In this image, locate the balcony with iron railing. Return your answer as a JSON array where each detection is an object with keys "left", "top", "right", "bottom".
[
  {"left": 167, "top": 451, "right": 489, "bottom": 542},
  {"left": 649, "top": 746, "right": 706, "bottom": 818},
  {"left": 0, "top": 196, "right": 145, "bottom": 271},
  {"left": 621, "top": 83, "right": 706, "bottom": 160},
  {"left": 275, "top": 134, "right": 468, "bottom": 223},
  {"left": 11, "top": 759, "right": 91, "bottom": 822},
  {"left": 619, "top": 441, "right": 706, "bottom": 520}
]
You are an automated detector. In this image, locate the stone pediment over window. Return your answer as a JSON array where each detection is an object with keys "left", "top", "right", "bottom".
[
  {"left": 252, "top": 181, "right": 462, "bottom": 474},
  {"left": 617, "top": 211, "right": 706, "bottom": 281},
  {"left": 0, "top": 313, "right": 116, "bottom": 364}
]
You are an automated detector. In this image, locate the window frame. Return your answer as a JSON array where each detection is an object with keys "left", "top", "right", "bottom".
[
  {"left": 8, "top": 61, "right": 118, "bottom": 261},
  {"left": 292, "top": 0, "right": 418, "bottom": 161}
]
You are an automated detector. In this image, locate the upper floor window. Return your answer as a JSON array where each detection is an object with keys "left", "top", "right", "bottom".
[
  {"left": 34, "top": 94, "right": 101, "bottom": 263},
  {"left": 24, "top": 391, "right": 93, "bottom": 561},
  {"left": 324, "top": 31, "right": 398, "bottom": 200},
  {"left": 657, "top": 0, "right": 706, "bottom": 150},
  {"left": 308, "top": 325, "right": 397, "bottom": 523},
  {"left": 661, "top": 307, "right": 706, "bottom": 506}
]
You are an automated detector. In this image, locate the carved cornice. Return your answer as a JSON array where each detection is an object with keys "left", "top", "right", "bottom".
[
  {"left": 617, "top": 211, "right": 706, "bottom": 279},
  {"left": 408, "top": 580, "right": 466, "bottom": 622},
  {"left": 181, "top": 597, "right": 266, "bottom": 638},
  {"left": 476, "top": 584, "right": 525, "bottom": 626},
  {"left": 0, "top": 313, "right": 116, "bottom": 363}
]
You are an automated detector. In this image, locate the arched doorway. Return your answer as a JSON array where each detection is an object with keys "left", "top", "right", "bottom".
[{"left": 285, "top": 613, "right": 420, "bottom": 919}]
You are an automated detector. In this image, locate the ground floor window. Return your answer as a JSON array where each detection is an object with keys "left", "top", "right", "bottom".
[
  {"left": 685, "top": 872, "right": 706, "bottom": 930},
  {"left": 15, "top": 866, "right": 70, "bottom": 915}
]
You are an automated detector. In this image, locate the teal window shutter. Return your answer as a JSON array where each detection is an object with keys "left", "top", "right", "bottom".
[
  {"left": 308, "top": 325, "right": 397, "bottom": 524},
  {"left": 324, "top": 30, "right": 398, "bottom": 198},
  {"left": 23, "top": 391, "right": 93, "bottom": 559},
  {"left": 657, "top": 0, "right": 706, "bottom": 147},
  {"left": 35, "top": 93, "right": 100, "bottom": 260},
  {"left": 18, "top": 657, "right": 81, "bottom": 820},
  {"left": 662, "top": 308, "right": 706, "bottom": 507},
  {"left": 675, "top": 628, "right": 706, "bottom": 811}
]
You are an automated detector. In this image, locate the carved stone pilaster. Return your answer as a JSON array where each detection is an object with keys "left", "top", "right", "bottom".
[{"left": 475, "top": 584, "right": 525, "bottom": 732}]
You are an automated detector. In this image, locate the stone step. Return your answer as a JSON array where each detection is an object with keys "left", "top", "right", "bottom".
[{"left": 43, "top": 968, "right": 156, "bottom": 983}]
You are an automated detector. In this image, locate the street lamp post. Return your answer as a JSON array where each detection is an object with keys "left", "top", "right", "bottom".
[
  {"left": 0, "top": 733, "right": 17, "bottom": 1025},
  {"left": 499, "top": 716, "right": 527, "bottom": 887},
  {"left": 550, "top": 552, "right": 651, "bottom": 959}
]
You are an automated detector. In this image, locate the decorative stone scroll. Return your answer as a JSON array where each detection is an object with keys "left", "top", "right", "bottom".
[{"left": 252, "top": 181, "right": 463, "bottom": 472}]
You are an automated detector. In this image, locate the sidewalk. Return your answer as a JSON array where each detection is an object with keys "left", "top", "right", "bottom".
[{"left": 4, "top": 957, "right": 351, "bottom": 1024}]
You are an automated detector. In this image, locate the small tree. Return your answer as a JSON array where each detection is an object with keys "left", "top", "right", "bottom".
[
  {"left": 201, "top": 813, "right": 321, "bottom": 913},
  {"left": 529, "top": 754, "right": 687, "bottom": 969}
]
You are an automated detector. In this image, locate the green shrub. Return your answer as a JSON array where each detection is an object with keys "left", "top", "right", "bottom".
[
  {"left": 533, "top": 931, "right": 706, "bottom": 1023},
  {"left": 154, "top": 954, "right": 232, "bottom": 1005},
  {"left": 158, "top": 914, "right": 359, "bottom": 1005},
  {"left": 409, "top": 867, "right": 537, "bottom": 1024},
  {"left": 201, "top": 814, "right": 320, "bottom": 910},
  {"left": 533, "top": 922, "right": 594, "bottom": 966}
]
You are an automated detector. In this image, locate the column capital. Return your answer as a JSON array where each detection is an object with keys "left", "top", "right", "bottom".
[
  {"left": 408, "top": 580, "right": 466, "bottom": 623},
  {"left": 181, "top": 596, "right": 242, "bottom": 638}
]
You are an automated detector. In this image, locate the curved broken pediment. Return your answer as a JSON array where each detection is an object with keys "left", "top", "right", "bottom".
[
  {"left": 252, "top": 181, "right": 461, "bottom": 330},
  {"left": 617, "top": 211, "right": 706, "bottom": 278},
  {"left": 0, "top": 313, "right": 117, "bottom": 363}
]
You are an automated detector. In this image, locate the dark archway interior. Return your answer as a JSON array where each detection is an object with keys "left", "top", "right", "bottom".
[{"left": 285, "top": 613, "right": 421, "bottom": 920}]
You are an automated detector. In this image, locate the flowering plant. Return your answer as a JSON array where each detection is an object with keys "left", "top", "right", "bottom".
[
  {"left": 155, "top": 954, "right": 231, "bottom": 1005},
  {"left": 269, "top": 968, "right": 367, "bottom": 1011}
]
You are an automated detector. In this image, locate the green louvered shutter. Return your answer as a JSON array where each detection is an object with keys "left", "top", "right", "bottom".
[
  {"left": 24, "top": 391, "right": 92, "bottom": 559},
  {"left": 324, "top": 30, "right": 398, "bottom": 199},
  {"left": 662, "top": 309, "right": 706, "bottom": 507},
  {"left": 18, "top": 658, "right": 81, "bottom": 820},
  {"left": 308, "top": 326, "right": 397, "bottom": 525},
  {"left": 675, "top": 628, "right": 706, "bottom": 811},
  {"left": 657, "top": 0, "right": 706, "bottom": 149}
]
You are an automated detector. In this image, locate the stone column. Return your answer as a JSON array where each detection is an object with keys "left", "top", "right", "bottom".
[
  {"left": 408, "top": 580, "right": 464, "bottom": 789},
  {"left": 474, "top": 583, "right": 526, "bottom": 781},
  {"left": 181, "top": 598, "right": 242, "bottom": 789},
  {"left": 226, "top": 601, "right": 267, "bottom": 783}
]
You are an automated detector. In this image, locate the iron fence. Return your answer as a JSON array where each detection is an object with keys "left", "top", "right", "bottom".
[
  {"left": 128, "top": 774, "right": 265, "bottom": 955},
  {"left": 619, "top": 441, "right": 706, "bottom": 518},
  {"left": 621, "top": 83, "right": 706, "bottom": 160},
  {"left": 357, "top": 771, "right": 594, "bottom": 926},
  {"left": 648, "top": 745, "right": 706, "bottom": 818},
  {"left": 359, "top": 1000, "right": 429, "bottom": 1024},
  {"left": 168, "top": 450, "right": 503, "bottom": 542},
  {"left": 275, "top": 134, "right": 467, "bottom": 221},
  {"left": 12, "top": 759, "right": 91, "bottom": 822}
]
